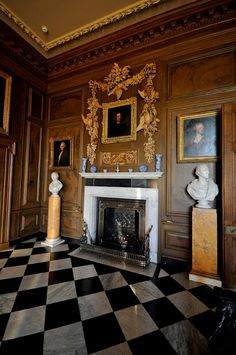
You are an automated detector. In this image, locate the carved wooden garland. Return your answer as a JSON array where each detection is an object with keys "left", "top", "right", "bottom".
[{"left": 82, "top": 62, "right": 160, "bottom": 164}]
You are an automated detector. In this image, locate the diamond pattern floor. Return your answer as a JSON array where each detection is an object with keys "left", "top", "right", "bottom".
[{"left": 0, "top": 233, "right": 220, "bottom": 354}]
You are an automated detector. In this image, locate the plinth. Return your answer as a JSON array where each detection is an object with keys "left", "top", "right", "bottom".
[
  {"left": 189, "top": 207, "right": 222, "bottom": 287},
  {"left": 42, "top": 195, "right": 64, "bottom": 247}
]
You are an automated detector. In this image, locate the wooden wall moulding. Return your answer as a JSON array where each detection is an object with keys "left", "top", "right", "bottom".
[
  {"left": 27, "top": 87, "right": 44, "bottom": 121},
  {"left": 82, "top": 62, "right": 160, "bottom": 164},
  {"left": 49, "top": 91, "right": 82, "bottom": 121},
  {"left": 0, "top": 69, "right": 12, "bottom": 135}
]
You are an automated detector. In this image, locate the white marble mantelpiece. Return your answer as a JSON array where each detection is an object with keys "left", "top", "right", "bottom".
[
  {"left": 79, "top": 172, "right": 163, "bottom": 179},
  {"left": 83, "top": 186, "right": 159, "bottom": 263}
]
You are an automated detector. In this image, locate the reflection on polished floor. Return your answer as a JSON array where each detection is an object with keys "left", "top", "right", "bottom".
[{"left": 0, "top": 233, "right": 220, "bottom": 354}]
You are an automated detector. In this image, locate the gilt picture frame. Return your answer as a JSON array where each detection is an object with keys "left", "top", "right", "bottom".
[
  {"left": 102, "top": 97, "right": 137, "bottom": 144},
  {"left": 177, "top": 111, "right": 219, "bottom": 163},
  {"left": 49, "top": 137, "right": 73, "bottom": 169},
  {"left": 0, "top": 70, "right": 12, "bottom": 135}
]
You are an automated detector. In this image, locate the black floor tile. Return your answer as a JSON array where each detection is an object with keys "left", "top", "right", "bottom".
[
  {"left": 161, "top": 258, "right": 189, "bottom": 274},
  {"left": 45, "top": 298, "right": 80, "bottom": 330},
  {"left": 75, "top": 276, "right": 104, "bottom": 297},
  {"left": 5, "top": 256, "right": 30, "bottom": 267},
  {"left": 151, "top": 275, "right": 185, "bottom": 295},
  {"left": 0, "top": 251, "right": 13, "bottom": 259},
  {"left": 70, "top": 256, "right": 92, "bottom": 267},
  {"left": 48, "top": 268, "right": 74, "bottom": 285},
  {"left": 0, "top": 313, "right": 10, "bottom": 341},
  {"left": 12, "top": 286, "right": 48, "bottom": 311},
  {"left": 14, "top": 242, "right": 35, "bottom": 250},
  {"left": 93, "top": 262, "right": 119, "bottom": 275},
  {"left": 189, "top": 309, "right": 218, "bottom": 338},
  {"left": 128, "top": 330, "right": 177, "bottom": 355},
  {"left": 106, "top": 285, "right": 140, "bottom": 311},
  {"left": 0, "top": 277, "right": 22, "bottom": 294},
  {"left": 25, "top": 261, "right": 50, "bottom": 275},
  {"left": 189, "top": 285, "right": 218, "bottom": 308},
  {"left": 0, "top": 332, "right": 44, "bottom": 355},
  {"left": 143, "top": 297, "right": 185, "bottom": 328},
  {"left": 31, "top": 247, "right": 49, "bottom": 255},
  {"left": 83, "top": 313, "right": 125, "bottom": 353},
  {"left": 120, "top": 269, "right": 151, "bottom": 284},
  {"left": 50, "top": 250, "right": 69, "bottom": 260}
]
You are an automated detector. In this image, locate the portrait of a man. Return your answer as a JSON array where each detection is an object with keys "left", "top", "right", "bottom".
[
  {"left": 108, "top": 106, "right": 131, "bottom": 138},
  {"left": 178, "top": 111, "right": 218, "bottom": 162},
  {"left": 102, "top": 97, "right": 137, "bottom": 144},
  {"left": 53, "top": 140, "right": 70, "bottom": 167}
]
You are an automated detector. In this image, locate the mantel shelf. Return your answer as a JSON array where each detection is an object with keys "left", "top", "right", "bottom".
[{"left": 79, "top": 172, "right": 164, "bottom": 180}]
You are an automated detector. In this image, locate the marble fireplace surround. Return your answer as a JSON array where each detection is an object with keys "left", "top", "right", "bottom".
[{"left": 81, "top": 173, "right": 161, "bottom": 263}]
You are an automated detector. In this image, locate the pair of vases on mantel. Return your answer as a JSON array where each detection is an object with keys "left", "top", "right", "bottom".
[{"left": 81, "top": 154, "right": 163, "bottom": 173}]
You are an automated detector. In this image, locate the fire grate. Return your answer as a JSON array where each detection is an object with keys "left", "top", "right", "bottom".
[{"left": 80, "top": 221, "right": 152, "bottom": 268}]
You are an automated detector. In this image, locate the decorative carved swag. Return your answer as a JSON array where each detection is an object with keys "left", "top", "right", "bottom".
[{"left": 82, "top": 62, "right": 160, "bottom": 164}]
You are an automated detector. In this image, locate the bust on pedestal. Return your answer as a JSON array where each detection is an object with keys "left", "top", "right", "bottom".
[
  {"left": 187, "top": 164, "right": 218, "bottom": 208},
  {"left": 42, "top": 172, "right": 65, "bottom": 247},
  {"left": 187, "top": 164, "right": 221, "bottom": 287}
]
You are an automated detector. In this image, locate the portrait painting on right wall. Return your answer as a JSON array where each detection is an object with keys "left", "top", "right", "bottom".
[{"left": 177, "top": 111, "right": 219, "bottom": 163}]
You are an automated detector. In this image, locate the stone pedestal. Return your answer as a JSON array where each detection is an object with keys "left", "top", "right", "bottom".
[
  {"left": 189, "top": 207, "right": 222, "bottom": 287},
  {"left": 42, "top": 195, "right": 64, "bottom": 247}
]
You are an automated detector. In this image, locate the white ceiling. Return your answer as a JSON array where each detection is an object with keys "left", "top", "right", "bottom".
[{"left": 0, "top": 0, "right": 164, "bottom": 57}]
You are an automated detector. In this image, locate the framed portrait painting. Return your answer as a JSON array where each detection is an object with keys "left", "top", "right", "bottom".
[
  {"left": 0, "top": 70, "right": 12, "bottom": 135},
  {"left": 177, "top": 111, "right": 219, "bottom": 163},
  {"left": 102, "top": 97, "right": 137, "bottom": 144},
  {"left": 49, "top": 137, "right": 73, "bottom": 169}
]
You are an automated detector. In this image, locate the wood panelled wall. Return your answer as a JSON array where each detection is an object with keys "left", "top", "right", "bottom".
[
  {"left": 40, "top": 89, "right": 84, "bottom": 237},
  {"left": 0, "top": 0, "right": 236, "bottom": 286}
]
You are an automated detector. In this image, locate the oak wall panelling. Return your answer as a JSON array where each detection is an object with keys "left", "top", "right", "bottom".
[
  {"left": 0, "top": 139, "right": 15, "bottom": 249},
  {"left": 20, "top": 86, "right": 44, "bottom": 236},
  {"left": 42, "top": 88, "right": 85, "bottom": 238},
  {"left": 222, "top": 103, "right": 236, "bottom": 288}
]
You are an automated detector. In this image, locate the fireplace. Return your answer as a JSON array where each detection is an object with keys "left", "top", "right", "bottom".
[
  {"left": 96, "top": 197, "right": 145, "bottom": 255},
  {"left": 81, "top": 184, "right": 159, "bottom": 264}
]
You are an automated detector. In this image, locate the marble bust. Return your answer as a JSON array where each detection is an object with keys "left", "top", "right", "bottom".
[
  {"left": 187, "top": 164, "right": 218, "bottom": 208},
  {"left": 49, "top": 172, "right": 63, "bottom": 196}
]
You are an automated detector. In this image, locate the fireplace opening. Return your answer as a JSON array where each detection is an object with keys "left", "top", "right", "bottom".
[{"left": 96, "top": 197, "right": 145, "bottom": 255}]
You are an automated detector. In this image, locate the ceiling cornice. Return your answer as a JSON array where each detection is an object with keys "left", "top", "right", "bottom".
[
  {"left": 47, "top": 0, "right": 236, "bottom": 79},
  {"left": 0, "top": 0, "right": 161, "bottom": 53}
]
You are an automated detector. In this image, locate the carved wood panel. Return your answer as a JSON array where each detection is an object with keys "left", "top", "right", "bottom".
[
  {"left": 0, "top": 140, "right": 15, "bottom": 248},
  {"left": 22, "top": 121, "right": 42, "bottom": 207},
  {"left": 169, "top": 52, "right": 236, "bottom": 98},
  {"left": 222, "top": 103, "right": 236, "bottom": 288}
]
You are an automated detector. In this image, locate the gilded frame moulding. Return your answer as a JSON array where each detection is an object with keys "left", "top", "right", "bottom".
[
  {"left": 177, "top": 111, "right": 219, "bottom": 163},
  {"left": 0, "top": 69, "right": 12, "bottom": 135},
  {"left": 49, "top": 136, "right": 74, "bottom": 170},
  {"left": 102, "top": 97, "right": 137, "bottom": 144},
  {"left": 82, "top": 62, "right": 160, "bottom": 165}
]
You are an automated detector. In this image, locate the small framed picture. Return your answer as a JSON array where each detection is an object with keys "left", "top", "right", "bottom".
[
  {"left": 177, "top": 111, "right": 219, "bottom": 163},
  {"left": 102, "top": 97, "right": 137, "bottom": 144},
  {"left": 0, "top": 70, "right": 12, "bottom": 135},
  {"left": 49, "top": 137, "right": 73, "bottom": 169}
]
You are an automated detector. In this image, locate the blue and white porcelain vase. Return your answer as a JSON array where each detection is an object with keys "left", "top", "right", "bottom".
[
  {"left": 155, "top": 154, "right": 162, "bottom": 172},
  {"left": 81, "top": 158, "right": 87, "bottom": 172}
]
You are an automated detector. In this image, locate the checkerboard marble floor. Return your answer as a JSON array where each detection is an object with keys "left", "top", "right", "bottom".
[{"left": 0, "top": 233, "right": 220, "bottom": 355}]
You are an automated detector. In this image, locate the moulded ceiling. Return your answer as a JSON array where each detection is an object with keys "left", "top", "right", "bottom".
[{"left": 0, "top": 0, "right": 163, "bottom": 58}]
